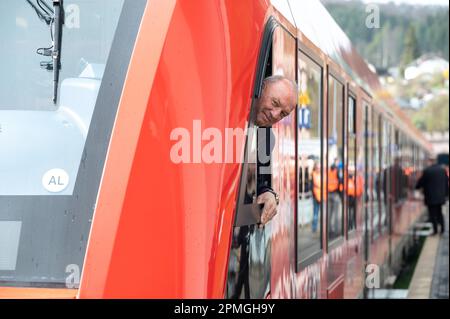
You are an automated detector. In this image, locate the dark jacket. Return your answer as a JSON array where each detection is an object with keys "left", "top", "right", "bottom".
[
  {"left": 416, "top": 164, "right": 449, "bottom": 206},
  {"left": 257, "top": 127, "right": 275, "bottom": 195}
]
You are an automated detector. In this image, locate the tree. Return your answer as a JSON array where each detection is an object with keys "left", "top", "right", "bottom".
[
  {"left": 413, "top": 94, "right": 449, "bottom": 132},
  {"left": 400, "top": 24, "right": 421, "bottom": 76},
  {"left": 323, "top": 2, "right": 449, "bottom": 70}
]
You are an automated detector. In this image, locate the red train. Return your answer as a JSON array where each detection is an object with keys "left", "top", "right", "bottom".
[{"left": 0, "top": 0, "right": 431, "bottom": 298}]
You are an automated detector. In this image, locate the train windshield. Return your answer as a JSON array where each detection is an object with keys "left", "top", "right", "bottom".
[
  {"left": 0, "top": 0, "right": 124, "bottom": 196},
  {"left": 0, "top": 0, "right": 139, "bottom": 289}
]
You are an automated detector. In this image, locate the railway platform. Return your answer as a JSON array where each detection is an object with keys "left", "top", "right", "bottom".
[{"left": 408, "top": 202, "right": 449, "bottom": 299}]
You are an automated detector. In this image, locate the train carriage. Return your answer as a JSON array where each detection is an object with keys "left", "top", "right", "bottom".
[{"left": 0, "top": 0, "right": 431, "bottom": 298}]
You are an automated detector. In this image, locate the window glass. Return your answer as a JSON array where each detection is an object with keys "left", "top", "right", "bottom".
[
  {"left": 297, "top": 51, "right": 322, "bottom": 261},
  {"left": 347, "top": 95, "right": 358, "bottom": 232},
  {"left": 362, "top": 102, "right": 371, "bottom": 236},
  {"left": 0, "top": 0, "right": 141, "bottom": 288},
  {"left": 228, "top": 24, "right": 296, "bottom": 298},
  {"left": 327, "top": 76, "right": 344, "bottom": 242},
  {"left": 372, "top": 112, "right": 380, "bottom": 238},
  {"left": 380, "top": 118, "right": 389, "bottom": 230},
  {"left": 393, "top": 129, "right": 401, "bottom": 203},
  {"left": 244, "top": 127, "right": 257, "bottom": 204},
  {"left": 0, "top": 0, "right": 124, "bottom": 195}
]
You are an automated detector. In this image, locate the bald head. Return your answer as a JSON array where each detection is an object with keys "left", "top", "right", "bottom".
[{"left": 254, "top": 75, "right": 297, "bottom": 127}]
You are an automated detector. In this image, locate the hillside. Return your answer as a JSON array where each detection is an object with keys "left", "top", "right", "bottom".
[{"left": 321, "top": 0, "right": 449, "bottom": 71}]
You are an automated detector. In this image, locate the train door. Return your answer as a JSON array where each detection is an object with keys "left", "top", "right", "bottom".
[
  {"left": 225, "top": 19, "right": 296, "bottom": 299},
  {"left": 0, "top": 0, "right": 145, "bottom": 293}
]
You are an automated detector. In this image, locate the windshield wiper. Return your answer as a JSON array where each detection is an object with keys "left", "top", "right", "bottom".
[
  {"left": 26, "top": 0, "right": 64, "bottom": 104},
  {"left": 52, "top": 0, "right": 63, "bottom": 104},
  {"left": 26, "top": 0, "right": 53, "bottom": 25}
]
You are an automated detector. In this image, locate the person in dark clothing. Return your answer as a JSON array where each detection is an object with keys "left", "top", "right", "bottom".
[
  {"left": 227, "top": 76, "right": 297, "bottom": 299},
  {"left": 416, "top": 157, "right": 449, "bottom": 235},
  {"left": 253, "top": 75, "right": 297, "bottom": 226}
]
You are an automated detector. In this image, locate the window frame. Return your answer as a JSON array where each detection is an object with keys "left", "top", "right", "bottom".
[
  {"left": 346, "top": 89, "right": 358, "bottom": 239},
  {"left": 233, "top": 18, "right": 278, "bottom": 227},
  {"left": 326, "top": 66, "right": 346, "bottom": 250},
  {"left": 362, "top": 99, "right": 372, "bottom": 264},
  {"left": 296, "top": 45, "right": 326, "bottom": 270},
  {"left": 379, "top": 115, "right": 390, "bottom": 233}
]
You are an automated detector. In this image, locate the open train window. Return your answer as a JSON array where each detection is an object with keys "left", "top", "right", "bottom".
[
  {"left": 227, "top": 18, "right": 297, "bottom": 299},
  {"left": 225, "top": 18, "right": 280, "bottom": 299},
  {"left": 327, "top": 73, "right": 345, "bottom": 245},
  {"left": 296, "top": 49, "right": 324, "bottom": 267},
  {"left": 233, "top": 19, "right": 276, "bottom": 227}
]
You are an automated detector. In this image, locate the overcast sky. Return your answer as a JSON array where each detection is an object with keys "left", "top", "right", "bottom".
[{"left": 361, "top": 0, "right": 448, "bottom": 5}]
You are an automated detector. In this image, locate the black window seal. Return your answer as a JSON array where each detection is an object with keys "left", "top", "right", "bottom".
[{"left": 253, "top": 16, "right": 278, "bottom": 99}]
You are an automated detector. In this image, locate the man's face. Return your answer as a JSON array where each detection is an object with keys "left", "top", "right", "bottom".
[{"left": 254, "top": 80, "right": 296, "bottom": 127}]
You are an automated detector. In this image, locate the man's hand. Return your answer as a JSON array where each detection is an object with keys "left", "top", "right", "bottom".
[{"left": 256, "top": 191, "right": 278, "bottom": 227}]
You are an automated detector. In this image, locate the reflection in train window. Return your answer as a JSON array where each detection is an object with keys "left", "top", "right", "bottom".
[
  {"left": 347, "top": 95, "right": 358, "bottom": 233},
  {"left": 297, "top": 51, "right": 322, "bottom": 261},
  {"left": 363, "top": 102, "right": 372, "bottom": 236},
  {"left": 372, "top": 111, "right": 380, "bottom": 239},
  {"left": 327, "top": 75, "right": 344, "bottom": 242},
  {"left": 380, "top": 117, "right": 390, "bottom": 231}
]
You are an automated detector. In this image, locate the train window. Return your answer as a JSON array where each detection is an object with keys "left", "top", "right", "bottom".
[
  {"left": 393, "top": 129, "right": 402, "bottom": 203},
  {"left": 372, "top": 111, "right": 380, "bottom": 239},
  {"left": 347, "top": 95, "right": 358, "bottom": 233},
  {"left": 362, "top": 101, "right": 371, "bottom": 238},
  {"left": 399, "top": 133, "right": 407, "bottom": 201},
  {"left": 380, "top": 118, "right": 389, "bottom": 232},
  {"left": 406, "top": 140, "right": 416, "bottom": 192},
  {"left": 411, "top": 144, "right": 419, "bottom": 189},
  {"left": 327, "top": 75, "right": 344, "bottom": 243},
  {"left": 233, "top": 20, "right": 275, "bottom": 226},
  {"left": 0, "top": 0, "right": 144, "bottom": 287},
  {"left": 227, "top": 20, "right": 296, "bottom": 298},
  {"left": 297, "top": 50, "right": 323, "bottom": 263}
]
